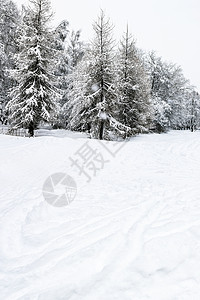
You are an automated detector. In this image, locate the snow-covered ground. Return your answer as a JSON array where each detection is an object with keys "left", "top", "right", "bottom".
[{"left": 1, "top": 130, "right": 200, "bottom": 300}]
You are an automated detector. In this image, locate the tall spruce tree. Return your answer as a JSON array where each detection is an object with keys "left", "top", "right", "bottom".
[{"left": 7, "top": 0, "right": 58, "bottom": 136}]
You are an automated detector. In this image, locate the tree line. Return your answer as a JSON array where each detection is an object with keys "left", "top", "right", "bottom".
[{"left": 0, "top": 0, "right": 199, "bottom": 139}]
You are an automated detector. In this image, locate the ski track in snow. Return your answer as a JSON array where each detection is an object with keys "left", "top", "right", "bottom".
[{"left": 0, "top": 130, "right": 200, "bottom": 300}]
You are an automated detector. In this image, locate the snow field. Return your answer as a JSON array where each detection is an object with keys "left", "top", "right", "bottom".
[{"left": 0, "top": 130, "right": 200, "bottom": 299}]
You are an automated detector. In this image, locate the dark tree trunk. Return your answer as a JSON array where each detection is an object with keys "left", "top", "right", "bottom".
[
  {"left": 28, "top": 121, "right": 34, "bottom": 137},
  {"left": 99, "top": 120, "right": 104, "bottom": 140},
  {"left": 87, "top": 122, "right": 91, "bottom": 133}
]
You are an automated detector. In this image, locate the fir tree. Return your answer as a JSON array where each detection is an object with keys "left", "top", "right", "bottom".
[{"left": 7, "top": 0, "right": 58, "bottom": 136}]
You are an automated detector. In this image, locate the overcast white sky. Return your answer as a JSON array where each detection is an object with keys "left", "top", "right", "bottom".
[{"left": 15, "top": 0, "right": 200, "bottom": 91}]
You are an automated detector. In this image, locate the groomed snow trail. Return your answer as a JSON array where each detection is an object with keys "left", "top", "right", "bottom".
[{"left": 0, "top": 130, "right": 200, "bottom": 300}]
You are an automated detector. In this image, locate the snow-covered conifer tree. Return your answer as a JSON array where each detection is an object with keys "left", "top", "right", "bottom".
[
  {"left": 67, "top": 10, "right": 117, "bottom": 140},
  {"left": 115, "top": 27, "right": 152, "bottom": 137},
  {"left": 7, "top": 0, "right": 58, "bottom": 136},
  {"left": 60, "top": 29, "right": 84, "bottom": 127},
  {"left": 54, "top": 20, "right": 69, "bottom": 92},
  {"left": 53, "top": 22, "right": 84, "bottom": 128},
  {"left": 0, "top": 0, "right": 19, "bottom": 124}
]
